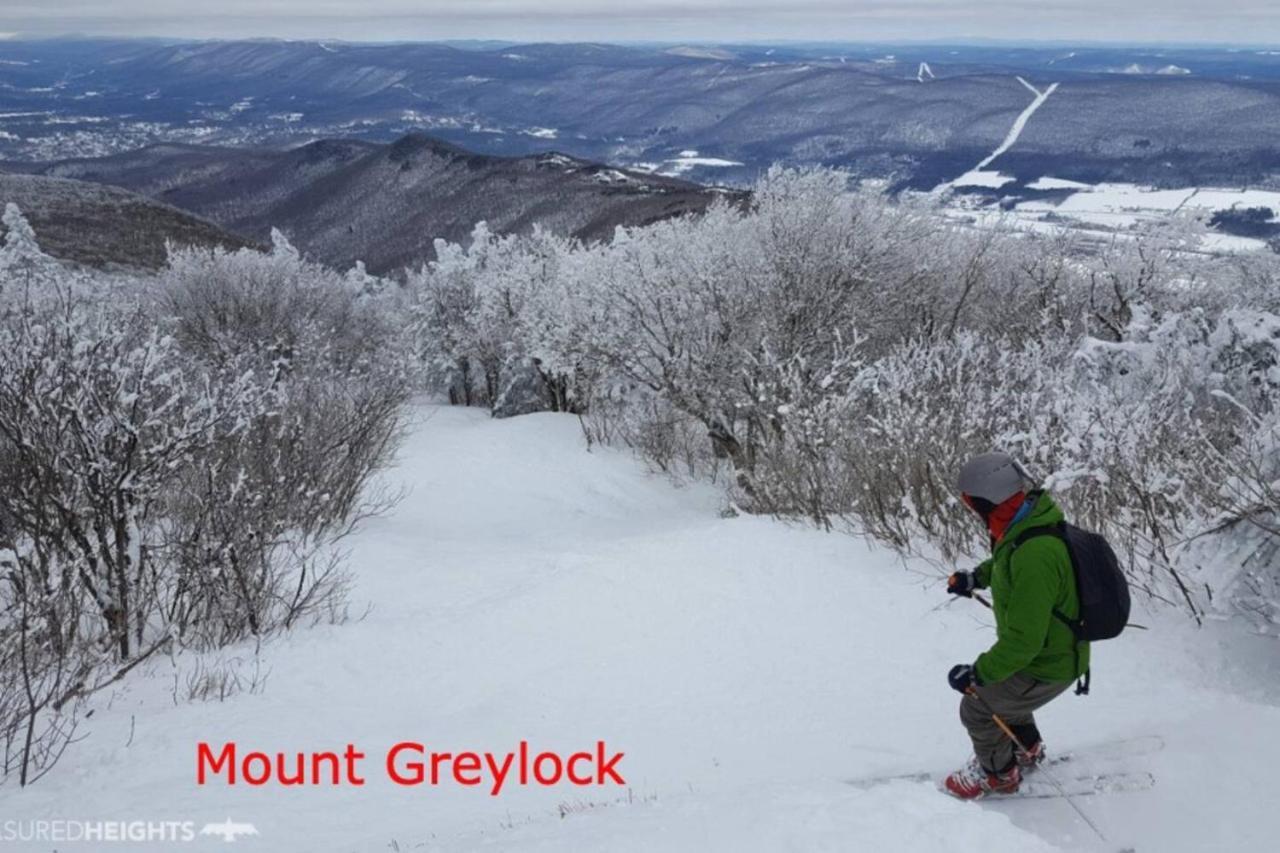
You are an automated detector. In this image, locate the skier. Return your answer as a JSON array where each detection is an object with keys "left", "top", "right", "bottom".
[{"left": 941, "top": 451, "right": 1090, "bottom": 799}]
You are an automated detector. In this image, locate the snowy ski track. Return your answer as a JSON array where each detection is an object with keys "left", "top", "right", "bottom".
[
  {"left": 975, "top": 78, "right": 1059, "bottom": 172},
  {"left": 938, "top": 76, "right": 1059, "bottom": 192}
]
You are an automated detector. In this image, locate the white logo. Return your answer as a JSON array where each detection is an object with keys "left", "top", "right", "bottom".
[{"left": 198, "top": 819, "right": 259, "bottom": 843}]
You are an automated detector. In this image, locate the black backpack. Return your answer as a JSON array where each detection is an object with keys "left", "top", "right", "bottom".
[{"left": 1013, "top": 521, "right": 1131, "bottom": 694}]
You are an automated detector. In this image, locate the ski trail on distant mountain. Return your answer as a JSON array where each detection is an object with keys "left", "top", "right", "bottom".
[
  {"left": 705, "top": 65, "right": 730, "bottom": 89},
  {"left": 974, "top": 78, "right": 1059, "bottom": 171},
  {"left": 935, "top": 77, "right": 1059, "bottom": 193},
  {"left": 1017, "top": 76, "right": 1043, "bottom": 97}
]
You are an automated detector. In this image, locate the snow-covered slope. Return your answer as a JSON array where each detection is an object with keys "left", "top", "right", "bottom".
[{"left": 7, "top": 404, "right": 1280, "bottom": 852}]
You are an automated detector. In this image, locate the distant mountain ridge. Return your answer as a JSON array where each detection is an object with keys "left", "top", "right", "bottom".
[
  {"left": 3, "top": 39, "right": 1280, "bottom": 189},
  {"left": 16, "top": 134, "right": 733, "bottom": 273},
  {"left": 0, "top": 173, "right": 256, "bottom": 270}
]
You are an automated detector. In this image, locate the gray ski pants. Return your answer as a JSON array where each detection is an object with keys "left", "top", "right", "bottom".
[{"left": 960, "top": 672, "right": 1073, "bottom": 773}]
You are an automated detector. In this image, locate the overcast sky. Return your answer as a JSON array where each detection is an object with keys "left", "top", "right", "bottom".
[{"left": 3, "top": 1, "right": 1279, "bottom": 45}]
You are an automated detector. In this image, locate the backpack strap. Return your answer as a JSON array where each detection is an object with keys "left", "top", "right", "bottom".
[
  {"left": 1010, "top": 522, "right": 1080, "bottom": 635},
  {"left": 1010, "top": 521, "right": 1090, "bottom": 696}
]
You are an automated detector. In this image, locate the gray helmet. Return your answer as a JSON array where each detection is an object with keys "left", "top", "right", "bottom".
[{"left": 958, "top": 452, "right": 1032, "bottom": 505}]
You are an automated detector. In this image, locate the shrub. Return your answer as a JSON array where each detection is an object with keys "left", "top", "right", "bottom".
[{"left": 0, "top": 212, "right": 408, "bottom": 786}]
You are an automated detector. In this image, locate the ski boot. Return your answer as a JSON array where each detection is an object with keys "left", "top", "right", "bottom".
[{"left": 943, "top": 756, "right": 1021, "bottom": 799}]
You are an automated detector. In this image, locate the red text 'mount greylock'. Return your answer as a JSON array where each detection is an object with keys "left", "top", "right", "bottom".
[{"left": 196, "top": 741, "right": 626, "bottom": 796}]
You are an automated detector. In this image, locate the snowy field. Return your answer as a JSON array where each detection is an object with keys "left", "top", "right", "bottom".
[
  {"left": 651, "top": 150, "right": 745, "bottom": 177},
  {"left": 7, "top": 404, "right": 1280, "bottom": 852},
  {"left": 928, "top": 72, "right": 1280, "bottom": 253},
  {"left": 942, "top": 179, "right": 1280, "bottom": 252},
  {"left": 1017, "top": 183, "right": 1280, "bottom": 232}
]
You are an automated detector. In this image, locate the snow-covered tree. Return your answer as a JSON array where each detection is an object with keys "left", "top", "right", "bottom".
[
  {"left": 396, "top": 166, "right": 1280, "bottom": 626},
  {"left": 0, "top": 204, "right": 60, "bottom": 295},
  {"left": 0, "top": 221, "right": 411, "bottom": 786}
]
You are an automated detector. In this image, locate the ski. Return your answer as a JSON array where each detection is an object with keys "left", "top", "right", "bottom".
[
  {"left": 846, "top": 769, "right": 1155, "bottom": 799},
  {"left": 1001, "top": 770, "right": 1155, "bottom": 800},
  {"left": 844, "top": 734, "right": 1164, "bottom": 792}
]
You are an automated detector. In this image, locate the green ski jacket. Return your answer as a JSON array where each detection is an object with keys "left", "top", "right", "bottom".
[{"left": 973, "top": 491, "right": 1089, "bottom": 685}]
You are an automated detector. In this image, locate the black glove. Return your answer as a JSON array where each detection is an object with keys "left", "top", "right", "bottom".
[
  {"left": 948, "top": 663, "right": 981, "bottom": 693},
  {"left": 947, "top": 570, "right": 978, "bottom": 598}
]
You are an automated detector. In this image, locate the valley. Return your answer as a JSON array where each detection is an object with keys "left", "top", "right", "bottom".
[{"left": 2, "top": 39, "right": 1279, "bottom": 191}]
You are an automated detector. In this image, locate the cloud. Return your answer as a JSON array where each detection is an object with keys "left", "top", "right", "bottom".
[{"left": 2, "top": 0, "right": 1278, "bottom": 43}]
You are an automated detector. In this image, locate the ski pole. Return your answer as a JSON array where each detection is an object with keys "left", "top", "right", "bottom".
[{"left": 965, "top": 687, "right": 1110, "bottom": 846}]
